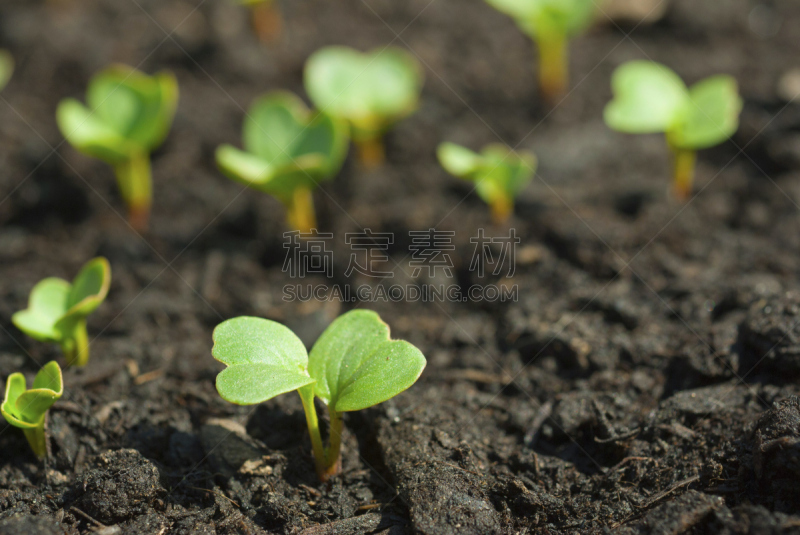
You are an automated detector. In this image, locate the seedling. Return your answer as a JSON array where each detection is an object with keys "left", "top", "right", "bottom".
[
  {"left": 12, "top": 257, "right": 111, "bottom": 367},
  {"left": 304, "top": 46, "right": 424, "bottom": 168},
  {"left": 216, "top": 91, "right": 349, "bottom": 232},
  {"left": 56, "top": 64, "right": 179, "bottom": 230},
  {"left": 484, "top": 0, "right": 597, "bottom": 102},
  {"left": 2, "top": 361, "right": 63, "bottom": 458},
  {"left": 0, "top": 50, "right": 13, "bottom": 91},
  {"left": 604, "top": 61, "right": 742, "bottom": 200},
  {"left": 212, "top": 310, "right": 426, "bottom": 481},
  {"left": 438, "top": 142, "right": 536, "bottom": 223},
  {"left": 238, "top": 0, "right": 282, "bottom": 42}
]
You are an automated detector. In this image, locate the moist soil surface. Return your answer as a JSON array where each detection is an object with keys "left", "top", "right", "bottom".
[{"left": 2, "top": 0, "right": 800, "bottom": 533}]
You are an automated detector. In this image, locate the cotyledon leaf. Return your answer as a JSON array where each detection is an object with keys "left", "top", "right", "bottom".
[
  {"left": 212, "top": 317, "right": 315, "bottom": 405},
  {"left": 308, "top": 310, "right": 426, "bottom": 412}
]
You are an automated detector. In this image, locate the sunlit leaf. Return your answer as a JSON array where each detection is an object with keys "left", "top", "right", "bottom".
[
  {"left": 212, "top": 316, "right": 315, "bottom": 405},
  {"left": 604, "top": 61, "right": 689, "bottom": 134},
  {"left": 308, "top": 310, "right": 426, "bottom": 412}
]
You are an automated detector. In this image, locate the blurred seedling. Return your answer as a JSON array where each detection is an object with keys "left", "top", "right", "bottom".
[
  {"left": 216, "top": 91, "right": 348, "bottom": 233},
  {"left": 2, "top": 361, "right": 63, "bottom": 459},
  {"left": 304, "top": 46, "right": 423, "bottom": 168},
  {"left": 604, "top": 61, "right": 742, "bottom": 200},
  {"left": 238, "top": 0, "right": 282, "bottom": 42},
  {"left": 212, "top": 310, "right": 426, "bottom": 481},
  {"left": 13, "top": 258, "right": 111, "bottom": 367},
  {"left": 438, "top": 142, "right": 536, "bottom": 224},
  {"left": 0, "top": 50, "right": 13, "bottom": 91},
  {"left": 484, "top": 0, "right": 598, "bottom": 103},
  {"left": 57, "top": 64, "right": 179, "bottom": 231}
]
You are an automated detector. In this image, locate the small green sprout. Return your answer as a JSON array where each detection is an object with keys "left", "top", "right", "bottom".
[
  {"left": 304, "top": 46, "right": 424, "bottom": 168},
  {"left": 437, "top": 142, "right": 536, "bottom": 224},
  {"left": 484, "top": 0, "right": 598, "bottom": 102},
  {"left": 56, "top": 64, "right": 179, "bottom": 230},
  {"left": 212, "top": 310, "right": 426, "bottom": 481},
  {"left": 604, "top": 61, "right": 743, "bottom": 200},
  {"left": 0, "top": 50, "right": 14, "bottom": 91},
  {"left": 12, "top": 258, "right": 111, "bottom": 367},
  {"left": 2, "top": 361, "right": 63, "bottom": 459},
  {"left": 216, "top": 91, "right": 349, "bottom": 233},
  {"left": 237, "top": 0, "right": 282, "bottom": 42}
]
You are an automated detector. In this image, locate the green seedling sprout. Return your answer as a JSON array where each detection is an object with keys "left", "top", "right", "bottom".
[
  {"left": 438, "top": 142, "right": 536, "bottom": 224},
  {"left": 212, "top": 310, "right": 426, "bottom": 481},
  {"left": 604, "top": 61, "right": 743, "bottom": 201},
  {"left": 304, "top": 46, "right": 424, "bottom": 168},
  {"left": 484, "top": 0, "right": 597, "bottom": 103},
  {"left": 12, "top": 258, "right": 111, "bottom": 367},
  {"left": 216, "top": 91, "right": 349, "bottom": 233},
  {"left": 56, "top": 64, "right": 179, "bottom": 231},
  {"left": 0, "top": 50, "right": 14, "bottom": 91},
  {"left": 237, "top": 0, "right": 282, "bottom": 42},
  {"left": 2, "top": 361, "right": 63, "bottom": 459}
]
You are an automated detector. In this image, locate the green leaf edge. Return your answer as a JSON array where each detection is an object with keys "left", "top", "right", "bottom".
[{"left": 1, "top": 361, "right": 63, "bottom": 429}]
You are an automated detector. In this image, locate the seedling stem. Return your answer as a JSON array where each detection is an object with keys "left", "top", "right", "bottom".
[
  {"left": 299, "top": 385, "right": 343, "bottom": 481},
  {"left": 538, "top": 34, "right": 568, "bottom": 103},
  {"left": 286, "top": 187, "right": 317, "bottom": 234},
  {"left": 24, "top": 418, "right": 48, "bottom": 459},
  {"left": 490, "top": 195, "right": 514, "bottom": 225},
  {"left": 61, "top": 318, "right": 90, "bottom": 367},
  {"left": 670, "top": 145, "right": 696, "bottom": 202},
  {"left": 355, "top": 137, "right": 385, "bottom": 169},
  {"left": 114, "top": 151, "right": 152, "bottom": 231},
  {"left": 250, "top": 0, "right": 282, "bottom": 43}
]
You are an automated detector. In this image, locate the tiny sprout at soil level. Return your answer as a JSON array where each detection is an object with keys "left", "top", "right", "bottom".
[
  {"left": 304, "top": 46, "right": 424, "bottom": 168},
  {"left": 216, "top": 91, "right": 349, "bottom": 233},
  {"left": 212, "top": 310, "right": 426, "bottom": 481},
  {"left": 12, "top": 258, "right": 111, "bottom": 367},
  {"left": 438, "top": 142, "right": 536, "bottom": 224},
  {"left": 56, "top": 64, "right": 179, "bottom": 230},
  {"left": 0, "top": 50, "right": 13, "bottom": 91},
  {"left": 2, "top": 361, "right": 63, "bottom": 459},
  {"left": 484, "top": 0, "right": 597, "bottom": 103},
  {"left": 604, "top": 60, "right": 742, "bottom": 201}
]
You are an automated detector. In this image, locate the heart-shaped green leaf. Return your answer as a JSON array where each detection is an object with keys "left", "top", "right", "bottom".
[
  {"left": 604, "top": 61, "right": 689, "bottom": 134},
  {"left": 0, "top": 49, "right": 14, "bottom": 92},
  {"left": 1, "top": 361, "right": 63, "bottom": 429},
  {"left": 216, "top": 91, "right": 349, "bottom": 203},
  {"left": 57, "top": 64, "right": 178, "bottom": 165},
  {"left": 308, "top": 310, "right": 426, "bottom": 412},
  {"left": 212, "top": 316, "right": 315, "bottom": 405},
  {"left": 669, "top": 75, "right": 742, "bottom": 150},
  {"left": 484, "top": 0, "right": 597, "bottom": 39},
  {"left": 12, "top": 258, "right": 111, "bottom": 345},
  {"left": 304, "top": 46, "right": 423, "bottom": 141}
]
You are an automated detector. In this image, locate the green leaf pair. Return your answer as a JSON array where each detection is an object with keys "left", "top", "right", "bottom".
[
  {"left": 0, "top": 50, "right": 13, "bottom": 92},
  {"left": 438, "top": 142, "right": 536, "bottom": 224},
  {"left": 212, "top": 310, "right": 426, "bottom": 480},
  {"left": 304, "top": 46, "right": 424, "bottom": 167},
  {"left": 2, "top": 361, "right": 63, "bottom": 458},
  {"left": 484, "top": 0, "right": 598, "bottom": 101},
  {"left": 604, "top": 61, "right": 743, "bottom": 199},
  {"left": 216, "top": 91, "right": 349, "bottom": 233},
  {"left": 57, "top": 64, "right": 179, "bottom": 230},
  {"left": 12, "top": 257, "right": 111, "bottom": 367}
]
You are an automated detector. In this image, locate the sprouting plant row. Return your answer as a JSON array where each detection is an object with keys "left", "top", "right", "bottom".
[
  {"left": 1, "top": 0, "right": 742, "bottom": 480},
  {"left": 1, "top": 2, "right": 743, "bottom": 232}
]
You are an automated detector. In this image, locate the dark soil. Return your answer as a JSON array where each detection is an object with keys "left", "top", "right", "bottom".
[{"left": 2, "top": 0, "right": 800, "bottom": 533}]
